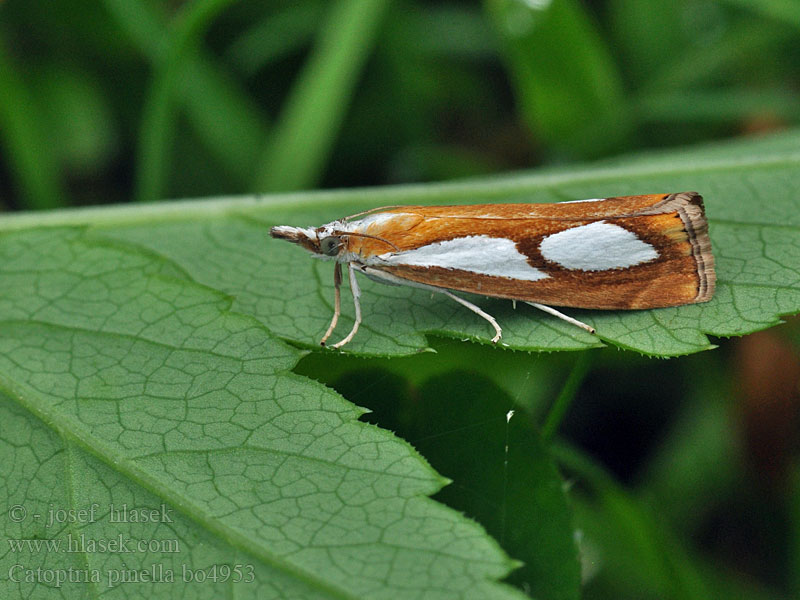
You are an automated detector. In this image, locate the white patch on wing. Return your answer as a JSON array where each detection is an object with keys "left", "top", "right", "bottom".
[
  {"left": 559, "top": 198, "right": 604, "bottom": 204},
  {"left": 539, "top": 221, "right": 658, "bottom": 271},
  {"left": 376, "top": 235, "right": 549, "bottom": 281}
]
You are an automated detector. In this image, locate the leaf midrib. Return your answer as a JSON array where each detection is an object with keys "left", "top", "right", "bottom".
[
  {"left": 0, "top": 332, "right": 368, "bottom": 600},
  {"left": 0, "top": 149, "right": 798, "bottom": 231}
]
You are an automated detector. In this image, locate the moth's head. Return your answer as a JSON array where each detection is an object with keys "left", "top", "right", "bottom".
[{"left": 270, "top": 224, "right": 346, "bottom": 258}]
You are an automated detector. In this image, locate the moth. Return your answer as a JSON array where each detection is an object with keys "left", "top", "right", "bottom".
[{"left": 271, "top": 192, "right": 715, "bottom": 348}]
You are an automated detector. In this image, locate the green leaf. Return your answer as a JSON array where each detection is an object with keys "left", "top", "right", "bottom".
[
  {"left": 3, "top": 130, "right": 800, "bottom": 599},
  {"left": 3, "top": 130, "right": 800, "bottom": 357},
  {"left": 0, "top": 228, "right": 527, "bottom": 599},
  {"left": 308, "top": 366, "right": 580, "bottom": 600},
  {"left": 296, "top": 334, "right": 565, "bottom": 414}
]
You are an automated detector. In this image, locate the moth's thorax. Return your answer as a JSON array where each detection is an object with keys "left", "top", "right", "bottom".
[{"left": 339, "top": 212, "right": 424, "bottom": 258}]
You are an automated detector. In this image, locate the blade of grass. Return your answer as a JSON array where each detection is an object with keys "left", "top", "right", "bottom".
[
  {"left": 641, "top": 21, "right": 792, "bottom": 93},
  {"left": 791, "top": 463, "right": 800, "bottom": 597},
  {"left": 102, "top": 0, "right": 267, "bottom": 187},
  {"left": 253, "top": 0, "right": 390, "bottom": 192},
  {"left": 2, "top": 127, "right": 800, "bottom": 231},
  {"left": 633, "top": 89, "right": 800, "bottom": 124},
  {"left": 720, "top": 0, "right": 800, "bottom": 30},
  {"left": 553, "top": 441, "right": 715, "bottom": 599},
  {"left": 484, "top": 0, "right": 630, "bottom": 158},
  {"left": 556, "top": 441, "right": 788, "bottom": 599},
  {"left": 225, "top": 1, "right": 324, "bottom": 76},
  {"left": 387, "top": 4, "right": 496, "bottom": 60},
  {"left": 0, "top": 44, "right": 67, "bottom": 209},
  {"left": 607, "top": 0, "right": 686, "bottom": 85},
  {"left": 541, "top": 350, "right": 592, "bottom": 442},
  {"left": 134, "top": 0, "right": 237, "bottom": 203}
]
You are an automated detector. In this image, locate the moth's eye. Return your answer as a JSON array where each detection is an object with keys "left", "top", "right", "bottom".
[{"left": 319, "top": 236, "right": 342, "bottom": 256}]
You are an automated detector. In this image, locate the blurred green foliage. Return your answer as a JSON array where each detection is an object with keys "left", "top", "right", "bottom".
[
  {"left": 2, "top": 0, "right": 800, "bottom": 208},
  {"left": 1, "top": 1, "right": 799, "bottom": 599}
]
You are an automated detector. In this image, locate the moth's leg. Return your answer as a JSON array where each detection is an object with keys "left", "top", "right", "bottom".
[
  {"left": 357, "top": 265, "right": 501, "bottom": 343},
  {"left": 320, "top": 262, "right": 343, "bottom": 346},
  {"left": 331, "top": 263, "right": 362, "bottom": 349},
  {"left": 442, "top": 290, "right": 502, "bottom": 343},
  {"left": 525, "top": 302, "right": 596, "bottom": 334}
]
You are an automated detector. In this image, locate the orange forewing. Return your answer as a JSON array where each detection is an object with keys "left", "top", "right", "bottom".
[{"left": 344, "top": 193, "right": 714, "bottom": 310}]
